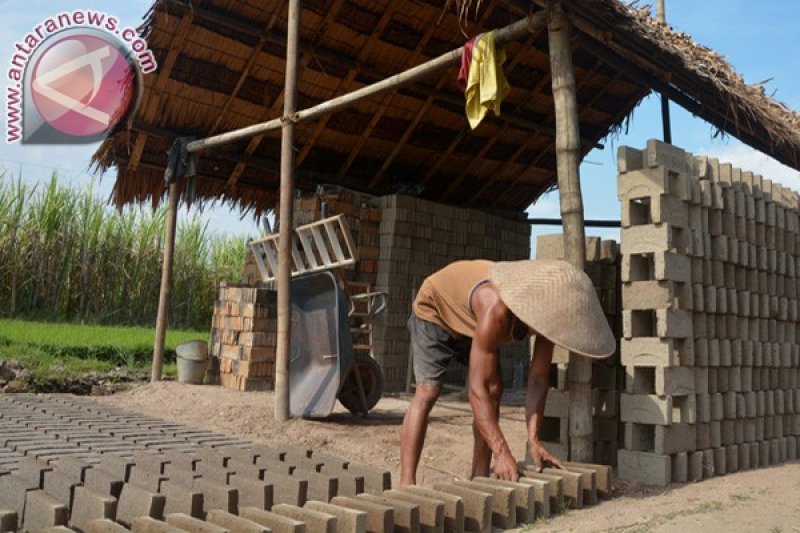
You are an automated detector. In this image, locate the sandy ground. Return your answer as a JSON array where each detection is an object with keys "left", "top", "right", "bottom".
[{"left": 94, "top": 382, "right": 800, "bottom": 532}]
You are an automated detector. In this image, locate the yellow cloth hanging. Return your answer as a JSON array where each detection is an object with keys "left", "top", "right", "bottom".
[{"left": 464, "top": 31, "right": 510, "bottom": 130}]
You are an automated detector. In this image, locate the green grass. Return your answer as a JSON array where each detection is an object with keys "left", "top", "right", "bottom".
[
  {"left": 0, "top": 319, "right": 205, "bottom": 349},
  {"left": 0, "top": 319, "right": 205, "bottom": 387}
]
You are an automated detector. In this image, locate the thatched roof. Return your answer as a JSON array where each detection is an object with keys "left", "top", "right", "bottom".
[{"left": 93, "top": 0, "right": 800, "bottom": 214}]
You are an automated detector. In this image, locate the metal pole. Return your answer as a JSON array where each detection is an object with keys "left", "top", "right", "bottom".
[
  {"left": 275, "top": 0, "right": 301, "bottom": 424},
  {"left": 656, "top": 0, "right": 672, "bottom": 144},
  {"left": 151, "top": 180, "right": 180, "bottom": 382}
]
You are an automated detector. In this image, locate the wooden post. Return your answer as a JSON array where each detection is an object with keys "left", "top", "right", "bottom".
[
  {"left": 656, "top": 0, "right": 672, "bottom": 143},
  {"left": 275, "top": 0, "right": 301, "bottom": 423},
  {"left": 547, "top": 4, "right": 592, "bottom": 462},
  {"left": 151, "top": 180, "right": 180, "bottom": 382}
]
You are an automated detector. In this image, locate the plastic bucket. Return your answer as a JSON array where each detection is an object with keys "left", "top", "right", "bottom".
[{"left": 175, "top": 340, "right": 209, "bottom": 384}]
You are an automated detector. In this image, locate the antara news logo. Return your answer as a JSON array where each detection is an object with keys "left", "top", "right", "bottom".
[{"left": 5, "top": 10, "right": 158, "bottom": 144}]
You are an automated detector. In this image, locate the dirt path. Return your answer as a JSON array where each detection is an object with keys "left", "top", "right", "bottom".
[{"left": 94, "top": 383, "right": 800, "bottom": 532}]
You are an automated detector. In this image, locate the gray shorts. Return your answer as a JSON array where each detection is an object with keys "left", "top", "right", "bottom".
[{"left": 408, "top": 314, "right": 472, "bottom": 387}]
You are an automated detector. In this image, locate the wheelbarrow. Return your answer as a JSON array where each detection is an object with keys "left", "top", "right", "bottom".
[{"left": 289, "top": 270, "right": 386, "bottom": 418}]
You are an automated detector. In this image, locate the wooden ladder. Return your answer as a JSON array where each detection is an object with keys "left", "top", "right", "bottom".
[{"left": 248, "top": 214, "right": 358, "bottom": 282}]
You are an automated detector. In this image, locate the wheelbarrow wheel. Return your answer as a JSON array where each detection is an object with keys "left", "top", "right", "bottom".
[{"left": 339, "top": 352, "right": 384, "bottom": 415}]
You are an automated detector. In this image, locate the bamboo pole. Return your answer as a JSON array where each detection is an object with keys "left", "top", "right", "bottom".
[
  {"left": 185, "top": 14, "right": 536, "bottom": 155},
  {"left": 275, "top": 0, "right": 301, "bottom": 424},
  {"left": 151, "top": 180, "right": 179, "bottom": 382},
  {"left": 656, "top": 0, "right": 672, "bottom": 143},
  {"left": 547, "top": 4, "right": 592, "bottom": 462}
]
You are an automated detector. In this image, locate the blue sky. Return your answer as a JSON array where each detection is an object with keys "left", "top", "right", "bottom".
[{"left": 2, "top": 1, "right": 799, "bottom": 249}]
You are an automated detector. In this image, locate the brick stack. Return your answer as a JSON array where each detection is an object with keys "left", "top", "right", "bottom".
[
  {"left": 534, "top": 234, "right": 623, "bottom": 465},
  {"left": 373, "top": 194, "right": 531, "bottom": 391},
  {"left": 617, "top": 139, "right": 800, "bottom": 486},
  {"left": 293, "top": 187, "right": 382, "bottom": 287},
  {"left": 210, "top": 283, "right": 278, "bottom": 391}
]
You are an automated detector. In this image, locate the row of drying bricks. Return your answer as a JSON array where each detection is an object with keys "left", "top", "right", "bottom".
[
  {"left": 0, "top": 395, "right": 611, "bottom": 532},
  {"left": 0, "top": 447, "right": 611, "bottom": 532}
]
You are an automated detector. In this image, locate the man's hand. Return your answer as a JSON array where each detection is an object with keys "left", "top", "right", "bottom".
[
  {"left": 493, "top": 449, "right": 520, "bottom": 481},
  {"left": 528, "top": 439, "right": 564, "bottom": 472}
]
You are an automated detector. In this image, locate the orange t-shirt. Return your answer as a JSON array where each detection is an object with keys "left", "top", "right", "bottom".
[{"left": 413, "top": 259, "right": 513, "bottom": 339}]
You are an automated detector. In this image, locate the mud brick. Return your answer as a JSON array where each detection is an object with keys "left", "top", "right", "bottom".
[
  {"left": 712, "top": 447, "right": 727, "bottom": 476},
  {"left": 291, "top": 469, "right": 336, "bottom": 502},
  {"left": 625, "top": 366, "right": 695, "bottom": 396},
  {"left": 129, "top": 515, "right": 184, "bottom": 531},
  {"left": 167, "top": 514, "right": 227, "bottom": 532},
  {"left": 194, "top": 449, "right": 228, "bottom": 469},
  {"left": 621, "top": 224, "right": 688, "bottom": 256},
  {"left": 670, "top": 452, "right": 688, "bottom": 483},
  {"left": 215, "top": 446, "right": 258, "bottom": 465},
  {"left": 621, "top": 337, "right": 692, "bottom": 367},
  {"left": 487, "top": 477, "right": 543, "bottom": 523},
  {"left": 53, "top": 457, "right": 93, "bottom": 483},
  {"left": 195, "top": 462, "right": 233, "bottom": 484},
  {"left": 623, "top": 309, "right": 691, "bottom": 338},
  {"left": 306, "top": 501, "right": 367, "bottom": 533},
  {"left": 128, "top": 467, "right": 168, "bottom": 493},
  {"left": 342, "top": 464, "right": 390, "bottom": 495},
  {"left": 622, "top": 251, "right": 690, "bottom": 284},
  {"left": 193, "top": 478, "right": 237, "bottom": 515},
  {"left": 17, "top": 457, "right": 52, "bottom": 488},
  {"left": 622, "top": 280, "right": 691, "bottom": 310},
  {"left": 43, "top": 469, "right": 80, "bottom": 509},
  {"left": 617, "top": 450, "right": 671, "bottom": 487},
  {"left": 622, "top": 194, "right": 688, "bottom": 228},
  {"left": 739, "top": 443, "right": 752, "bottom": 470},
  {"left": 240, "top": 508, "right": 307, "bottom": 533},
  {"left": 357, "top": 494, "right": 419, "bottom": 533},
  {"left": 618, "top": 164, "right": 688, "bottom": 202},
  {"left": 86, "top": 518, "right": 130, "bottom": 532},
  {"left": 22, "top": 490, "right": 68, "bottom": 531},
  {"left": 317, "top": 469, "right": 363, "bottom": 498},
  {"left": 0, "top": 474, "right": 39, "bottom": 517},
  {"left": 400, "top": 488, "right": 464, "bottom": 533},
  {"left": 621, "top": 394, "right": 672, "bottom": 425},
  {"left": 116, "top": 484, "right": 165, "bottom": 526},
  {"left": 161, "top": 452, "right": 198, "bottom": 473},
  {"left": 254, "top": 457, "right": 293, "bottom": 476},
  {"left": 385, "top": 489, "right": 445, "bottom": 533},
  {"left": 758, "top": 440, "right": 770, "bottom": 467},
  {"left": 273, "top": 504, "right": 337, "bottom": 533},
  {"left": 229, "top": 474, "right": 272, "bottom": 511},
  {"left": 161, "top": 480, "right": 203, "bottom": 519},
  {"left": 133, "top": 451, "right": 170, "bottom": 475},
  {"left": 263, "top": 471, "right": 307, "bottom": 506},
  {"left": 70, "top": 487, "right": 117, "bottom": 532},
  {"left": 85, "top": 468, "right": 125, "bottom": 499},
  {"left": 206, "top": 510, "right": 269, "bottom": 532},
  {"left": 726, "top": 445, "right": 739, "bottom": 474},
  {"left": 331, "top": 496, "right": 394, "bottom": 533}
]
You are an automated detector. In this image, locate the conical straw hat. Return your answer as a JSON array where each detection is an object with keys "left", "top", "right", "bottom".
[{"left": 489, "top": 259, "right": 616, "bottom": 359}]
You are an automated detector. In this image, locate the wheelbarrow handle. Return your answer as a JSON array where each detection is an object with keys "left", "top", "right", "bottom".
[{"left": 348, "top": 291, "right": 388, "bottom": 321}]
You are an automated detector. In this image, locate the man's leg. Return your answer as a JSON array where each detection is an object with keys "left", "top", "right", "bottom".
[
  {"left": 400, "top": 383, "right": 442, "bottom": 486},
  {"left": 471, "top": 370, "right": 504, "bottom": 478}
]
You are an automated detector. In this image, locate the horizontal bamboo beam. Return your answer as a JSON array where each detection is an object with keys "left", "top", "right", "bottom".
[{"left": 185, "top": 15, "right": 536, "bottom": 154}]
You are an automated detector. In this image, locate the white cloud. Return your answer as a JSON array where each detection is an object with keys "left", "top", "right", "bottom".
[{"left": 701, "top": 142, "right": 800, "bottom": 192}]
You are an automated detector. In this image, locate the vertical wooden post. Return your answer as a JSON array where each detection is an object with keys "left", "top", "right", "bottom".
[
  {"left": 151, "top": 180, "right": 180, "bottom": 382},
  {"left": 275, "top": 0, "right": 301, "bottom": 423},
  {"left": 548, "top": 3, "right": 593, "bottom": 462},
  {"left": 656, "top": 0, "right": 672, "bottom": 143}
]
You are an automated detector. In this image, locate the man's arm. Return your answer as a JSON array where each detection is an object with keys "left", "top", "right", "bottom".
[
  {"left": 468, "top": 301, "right": 518, "bottom": 481},
  {"left": 525, "top": 336, "right": 564, "bottom": 471}
]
